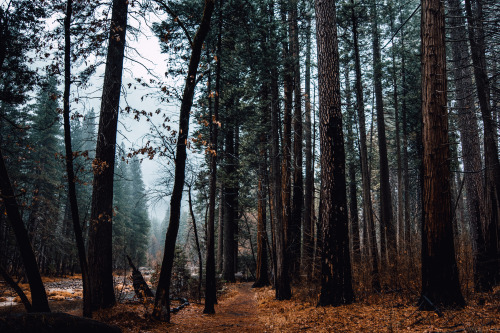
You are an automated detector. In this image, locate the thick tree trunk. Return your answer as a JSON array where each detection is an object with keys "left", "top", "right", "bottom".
[
  {"left": 88, "top": 0, "right": 128, "bottom": 311},
  {"left": 420, "top": 0, "right": 464, "bottom": 308},
  {"left": 315, "top": 0, "right": 354, "bottom": 307},
  {"left": 351, "top": 0, "right": 380, "bottom": 291},
  {"left": 63, "top": 0, "right": 92, "bottom": 317},
  {"left": 152, "top": 0, "right": 215, "bottom": 321}
]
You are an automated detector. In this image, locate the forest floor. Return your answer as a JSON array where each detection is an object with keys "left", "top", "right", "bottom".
[{"left": 1, "top": 276, "right": 500, "bottom": 332}]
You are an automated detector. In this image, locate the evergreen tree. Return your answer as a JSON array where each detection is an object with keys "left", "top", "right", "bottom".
[
  {"left": 26, "top": 75, "right": 65, "bottom": 274},
  {"left": 128, "top": 156, "right": 151, "bottom": 266}
]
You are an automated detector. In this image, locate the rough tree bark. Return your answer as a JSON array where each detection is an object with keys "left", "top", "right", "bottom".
[
  {"left": 315, "top": 0, "right": 354, "bottom": 307},
  {"left": 420, "top": 0, "right": 465, "bottom": 309}
]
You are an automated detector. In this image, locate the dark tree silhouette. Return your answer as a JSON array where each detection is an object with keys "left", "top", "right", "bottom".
[{"left": 152, "top": 0, "right": 215, "bottom": 321}]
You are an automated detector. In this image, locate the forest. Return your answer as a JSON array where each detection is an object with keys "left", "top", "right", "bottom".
[{"left": 0, "top": 0, "right": 499, "bottom": 331}]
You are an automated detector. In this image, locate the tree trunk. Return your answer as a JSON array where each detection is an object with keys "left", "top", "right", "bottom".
[
  {"left": 204, "top": 0, "right": 222, "bottom": 313},
  {"left": 271, "top": 0, "right": 290, "bottom": 300},
  {"left": 152, "top": 0, "right": 215, "bottom": 321},
  {"left": 222, "top": 122, "right": 236, "bottom": 283},
  {"left": 447, "top": 0, "right": 486, "bottom": 293},
  {"left": 400, "top": 20, "right": 411, "bottom": 267},
  {"left": 315, "top": 0, "right": 354, "bottom": 307},
  {"left": 233, "top": 124, "right": 240, "bottom": 275},
  {"left": 290, "top": 0, "right": 302, "bottom": 277},
  {"left": 88, "top": 0, "right": 128, "bottom": 311},
  {"left": 63, "top": 0, "right": 92, "bottom": 317},
  {"left": 254, "top": 13, "right": 271, "bottom": 287},
  {"left": 126, "top": 255, "right": 154, "bottom": 298},
  {"left": 303, "top": 9, "right": 314, "bottom": 280},
  {"left": 253, "top": 135, "right": 270, "bottom": 287},
  {"left": 217, "top": 185, "right": 224, "bottom": 273},
  {"left": 280, "top": 0, "right": 292, "bottom": 271},
  {"left": 0, "top": 149, "right": 50, "bottom": 312},
  {"left": 344, "top": 66, "right": 361, "bottom": 268},
  {"left": 0, "top": 264, "right": 33, "bottom": 312},
  {"left": 420, "top": 0, "right": 464, "bottom": 308},
  {"left": 351, "top": 0, "right": 380, "bottom": 291},
  {"left": 389, "top": 11, "right": 403, "bottom": 257},
  {"left": 187, "top": 187, "right": 203, "bottom": 303},
  {"left": 464, "top": 0, "right": 500, "bottom": 289},
  {"left": 371, "top": 0, "right": 396, "bottom": 280}
]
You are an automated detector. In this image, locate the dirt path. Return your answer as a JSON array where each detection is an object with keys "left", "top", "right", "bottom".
[
  {"left": 169, "top": 282, "right": 264, "bottom": 332},
  {"left": 1, "top": 278, "right": 266, "bottom": 332}
]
